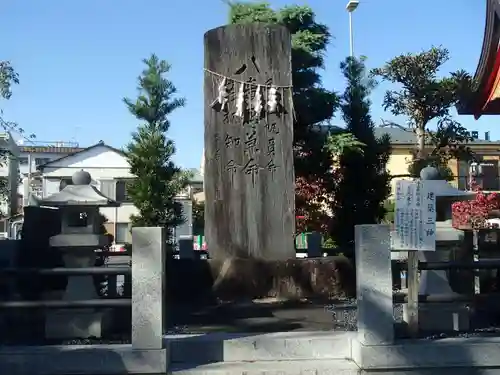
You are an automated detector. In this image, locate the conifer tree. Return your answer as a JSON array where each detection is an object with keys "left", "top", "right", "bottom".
[
  {"left": 330, "top": 57, "right": 392, "bottom": 254},
  {"left": 124, "top": 54, "right": 189, "bottom": 234}
]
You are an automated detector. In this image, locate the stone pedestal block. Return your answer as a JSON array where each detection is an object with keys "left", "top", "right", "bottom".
[
  {"left": 355, "top": 224, "right": 394, "bottom": 345},
  {"left": 45, "top": 249, "right": 107, "bottom": 339},
  {"left": 307, "top": 232, "right": 322, "bottom": 258},
  {"left": 178, "top": 235, "right": 194, "bottom": 259}
]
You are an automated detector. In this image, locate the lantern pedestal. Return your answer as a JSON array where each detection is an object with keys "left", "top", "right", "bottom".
[{"left": 45, "top": 243, "right": 110, "bottom": 339}]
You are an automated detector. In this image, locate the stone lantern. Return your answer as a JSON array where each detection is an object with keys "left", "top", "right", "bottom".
[
  {"left": 404, "top": 166, "right": 476, "bottom": 332},
  {"left": 40, "top": 170, "right": 120, "bottom": 339}
]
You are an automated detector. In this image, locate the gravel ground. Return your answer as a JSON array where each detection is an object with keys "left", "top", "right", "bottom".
[{"left": 327, "top": 295, "right": 500, "bottom": 340}]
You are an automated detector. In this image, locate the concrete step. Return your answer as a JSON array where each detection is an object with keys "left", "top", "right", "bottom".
[
  {"left": 170, "top": 359, "right": 360, "bottom": 375},
  {"left": 166, "top": 331, "right": 354, "bottom": 364}
]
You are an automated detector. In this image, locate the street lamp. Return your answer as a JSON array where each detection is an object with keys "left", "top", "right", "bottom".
[{"left": 346, "top": 0, "right": 359, "bottom": 57}]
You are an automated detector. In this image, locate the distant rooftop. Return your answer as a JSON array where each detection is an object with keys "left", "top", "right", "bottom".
[
  {"left": 188, "top": 168, "right": 203, "bottom": 183},
  {"left": 19, "top": 145, "right": 85, "bottom": 154},
  {"left": 17, "top": 140, "right": 84, "bottom": 154},
  {"left": 375, "top": 126, "right": 500, "bottom": 145}
]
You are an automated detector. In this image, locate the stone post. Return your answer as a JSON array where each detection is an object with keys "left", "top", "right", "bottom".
[
  {"left": 355, "top": 224, "right": 394, "bottom": 345},
  {"left": 306, "top": 232, "right": 322, "bottom": 258},
  {"left": 178, "top": 235, "right": 194, "bottom": 259},
  {"left": 131, "top": 227, "right": 166, "bottom": 350}
]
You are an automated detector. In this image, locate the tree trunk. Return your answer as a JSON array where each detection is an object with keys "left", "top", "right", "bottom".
[
  {"left": 203, "top": 24, "right": 295, "bottom": 260},
  {"left": 416, "top": 125, "right": 426, "bottom": 159}
]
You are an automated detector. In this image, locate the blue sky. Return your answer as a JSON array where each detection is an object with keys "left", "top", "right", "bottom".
[{"left": 0, "top": 0, "right": 491, "bottom": 168}]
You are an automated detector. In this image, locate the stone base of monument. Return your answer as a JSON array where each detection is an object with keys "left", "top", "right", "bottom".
[
  {"left": 167, "top": 256, "right": 355, "bottom": 303},
  {"left": 45, "top": 308, "right": 112, "bottom": 339},
  {"left": 403, "top": 302, "right": 470, "bottom": 332}
]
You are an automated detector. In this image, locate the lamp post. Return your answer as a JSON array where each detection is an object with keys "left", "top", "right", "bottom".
[{"left": 346, "top": 0, "right": 359, "bottom": 57}]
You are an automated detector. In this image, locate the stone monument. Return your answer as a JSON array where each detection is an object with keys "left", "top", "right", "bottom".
[
  {"left": 203, "top": 24, "right": 295, "bottom": 260},
  {"left": 42, "top": 170, "right": 120, "bottom": 339},
  {"left": 403, "top": 166, "right": 476, "bottom": 332}
]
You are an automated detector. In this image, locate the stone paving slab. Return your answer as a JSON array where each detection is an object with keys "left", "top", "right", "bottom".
[
  {"left": 171, "top": 359, "right": 360, "bottom": 375},
  {"left": 166, "top": 331, "right": 355, "bottom": 363},
  {"left": 0, "top": 344, "right": 166, "bottom": 375}
]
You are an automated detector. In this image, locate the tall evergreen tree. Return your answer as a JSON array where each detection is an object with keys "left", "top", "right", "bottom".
[
  {"left": 124, "top": 54, "right": 189, "bottom": 233},
  {"left": 229, "top": 2, "right": 360, "bottom": 232},
  {"left": 330, "top": 57, "right": 392, "bottom": 254}
]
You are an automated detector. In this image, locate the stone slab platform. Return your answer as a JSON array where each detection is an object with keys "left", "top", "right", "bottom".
[
  {"left": 5, "top": 332, "right": 500, "bottom": 374},
  {"left": 167, "top": 331, "right": 354, "bottom": 364},
  {"left": 172, "top": 359, "right": 360, "bottom": 375},
  {"left": 170, "top": 332, "right": 500, "bottom": 372},
  {"left": 353, "top": 336, "right": 500, "bottom": 370}
]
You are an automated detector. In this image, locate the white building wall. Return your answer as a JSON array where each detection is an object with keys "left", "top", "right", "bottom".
[
  {"left": 18, "top": 151, "right": 81, "bottom": 198},
  {"left": 0, "top": 134, "right": 20, "bottom": 217},
  {"left": 41, "top": 146, "right": 138, "bottom": 229},
  {"left": 39, "top": 144, "right": 201, "bottom": 243}
]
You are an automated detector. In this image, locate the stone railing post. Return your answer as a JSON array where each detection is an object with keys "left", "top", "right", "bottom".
[
  {"left": 178, "top": 234, "right": 194, "bottom": 259},
  {"left": 355, "top": 224, "right": 394, "bottom": 345},
  {"left": 306, "top": 232, "right": 322, "bottom": 258},
  {"left": 131, "top": 227, "right": 166, "bottom": 349}
]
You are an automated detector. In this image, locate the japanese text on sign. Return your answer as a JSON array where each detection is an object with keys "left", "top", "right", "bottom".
[{"left": 393, "top": 180, "right": 436, "bottom": 251}]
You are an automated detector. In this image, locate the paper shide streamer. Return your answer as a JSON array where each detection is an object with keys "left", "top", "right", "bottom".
[
  {"left": 211, "top": 77, "right": 229, "bottom": 111},
  {"left": 205, "top": 68, "right": 292, "bottom": 119},
  {"left": 253, "top": 84, "right": 264, "bottom": 117},
  {"left": 235, "top": 82, "right": 245, "bottom": 118},
  {"left": 267, "top": 86, "right": 278, "bottom": 113}
]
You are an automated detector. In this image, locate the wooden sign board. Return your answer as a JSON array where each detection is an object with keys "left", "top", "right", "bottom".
[{"left": 392, "top": 180, "right": 436, "bottom": 251}]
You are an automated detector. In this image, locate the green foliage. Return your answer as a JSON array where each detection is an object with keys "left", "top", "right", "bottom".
[
  {"left": 0, "top": 61, "right": 19, "bottom": 100},
  {"left": 0, "top": 61, "right": 21, "bottom": 215},
  {"left": 372, "top": 46, "right": 474, "bottom": 165},
  {"left": 330, "top": 57, "right": 392, "bottom": 254},
  {"left": 124, "top": 54, "right": 190, "bottom": 234},
  {"left": 407, "top": 151, "right": 454, "bottom": 181},
  {"left": 383, "top": 200, "right": 395, "bottom": 224},
  {"left": 322, "top": 237, "right": 336, "bottom": 249},
  {"left": 192, "top": 199, "right": 205, "bottom": 235},
  {"left": 325, "top": 132, "right": 365, "bottom": 158},
  {"left": 229, "top": 2, "right": 352, "bottom": 229}
]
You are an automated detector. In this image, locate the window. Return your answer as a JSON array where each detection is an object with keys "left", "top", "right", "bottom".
[
  {"left": 115, "top": 180, "right": 132, "bottom": 202},
  {"left": 35, "top": 158, "right": 51, "bottom": 166},
  {"left": 457, "top": 160, "right": 469, "bottom": 191},
  {"left": 18, "top": 157, "right": 28, "bottom": 165},
  {"left": 479, "top": 161, "right": 499, "bottom": 190},
  {"left": 115, "top": 223, "right": 131, "bottom": 243}
]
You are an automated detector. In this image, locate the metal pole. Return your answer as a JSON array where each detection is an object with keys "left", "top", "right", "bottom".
[
  {"left": 349, "top": 11, "right": 354, "bottom": 57},
  {"left": 27, "top": 152, "right": 32, "bottom": 204}
]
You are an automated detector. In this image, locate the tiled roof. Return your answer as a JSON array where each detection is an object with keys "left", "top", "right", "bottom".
[
  {"left": 19, "top": 146, "right": 85, "bottom": 154},
  {"left": 374, "top": 127, "right": 500, "bottom": 145},
  {"left": 188, "top": 168, "right": 203, "bottom": 183}
]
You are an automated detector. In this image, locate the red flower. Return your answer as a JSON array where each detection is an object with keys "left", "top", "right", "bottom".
[{"left": 451, "top": 179, "right": 500, "bottom": 229}]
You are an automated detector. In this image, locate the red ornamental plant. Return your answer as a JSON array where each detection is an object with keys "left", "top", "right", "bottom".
[
  {"left": 295, "top": 176, "right": 331, "bottom": 233},
  {"left": 451, "top": 180, "right": 500, "bottom": 229}
]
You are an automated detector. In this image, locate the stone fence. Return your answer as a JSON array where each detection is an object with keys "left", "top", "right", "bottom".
[
  {"left": 4, "top": 224, "right": 499, "bottom": 374},
  {"left": 0, "top": 227, "right": 167, "bottom": 375}
]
